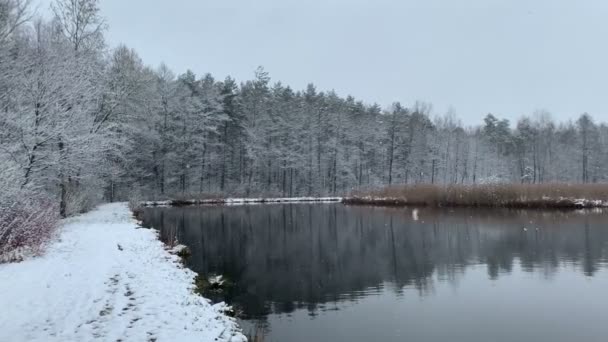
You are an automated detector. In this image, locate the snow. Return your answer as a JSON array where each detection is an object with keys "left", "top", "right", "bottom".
[
  {"left": 142, "top": 196, "right": 343, "bottom": 207},
  {"left": 169, "top": 244, "right": 190, "bottom": 255},
  {"left": 224, "top": 196, "right": 342, "bottom": 204},
  {"left": 208, "top": 275, "right": 225, "bottom": 287},
  {"left": 573, "top": 198, "right": 608, "bottom": 208},
  {"left": 0, "top": 203, "right": 245, "bottom": 342}
]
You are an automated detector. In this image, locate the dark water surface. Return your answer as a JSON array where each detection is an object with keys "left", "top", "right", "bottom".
[{"left": 142, "top": 204, "right": 608, "bottom": 342}]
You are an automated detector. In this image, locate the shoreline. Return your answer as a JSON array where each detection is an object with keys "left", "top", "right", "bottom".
[
  {"left": 141, "top": 196, "right": 343, "bottom": 207},
  {"left": 138, "top": 193, "right": 608, "bottom": 210},
  {"left": 342, "top": 196, "right": 608, "bottom": 209},
  {"left": 0, "top": 203, "right": 245, "bottom": 342},
  {"left": 344, "top": 184, "right": 608, "bottom": 210}
]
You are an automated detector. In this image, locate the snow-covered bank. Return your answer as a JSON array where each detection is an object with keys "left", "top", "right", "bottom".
[
  {"left": 0, "top": 203, "right": 245, "bottom": 342},
  {"left": 142, "top": 196, "right": 343, "bottom": 207}
]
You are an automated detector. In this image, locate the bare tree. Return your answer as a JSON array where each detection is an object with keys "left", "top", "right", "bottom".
[
  {"left": 51, "top": 0, "right": 105, "bottom": 52},
  {"left": 0, "top": 0, "right": 32, "bottom": 43}
]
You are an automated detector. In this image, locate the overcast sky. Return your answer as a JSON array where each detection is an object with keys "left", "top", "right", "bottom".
[{"left": 38, "top": 0, "right": 608, "bottom": 125}]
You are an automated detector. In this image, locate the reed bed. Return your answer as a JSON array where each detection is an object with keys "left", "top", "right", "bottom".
[{"left": 345, "top": 184, "right": 608, "bottom": 209}]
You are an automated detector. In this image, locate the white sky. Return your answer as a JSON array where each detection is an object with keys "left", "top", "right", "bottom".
[{"left": 36, "top": 0, "right": 608, "bottom": 125}]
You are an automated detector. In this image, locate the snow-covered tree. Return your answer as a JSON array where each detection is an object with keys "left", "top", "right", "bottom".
[{"left": 2, "top": 0, "right": 608, "bottom": 218}]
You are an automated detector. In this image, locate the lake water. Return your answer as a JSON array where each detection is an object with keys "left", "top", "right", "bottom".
[{"left": 142, "top": 204, "right": 608, "bottom": 342}]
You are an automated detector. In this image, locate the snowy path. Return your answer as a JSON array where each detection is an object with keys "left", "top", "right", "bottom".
[{"left": 0, "top": 203, "right": 245, "bottom": 342}]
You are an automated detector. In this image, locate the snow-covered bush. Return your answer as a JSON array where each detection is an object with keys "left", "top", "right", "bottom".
[
  {"left": 0, "top": 191, "right": 59, "bottom": 263},
  {"left": 63, "top": 177, "right": 106, "bottom": 216}
]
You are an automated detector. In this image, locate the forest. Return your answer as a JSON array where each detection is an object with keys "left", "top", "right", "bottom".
[{"left": 1, "top": 0, "right": 608, "bottom": 225}]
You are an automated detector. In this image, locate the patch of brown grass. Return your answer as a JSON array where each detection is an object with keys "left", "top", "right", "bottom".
[{"left": 345, "top": 184, "right": 608, "bottom": 209}]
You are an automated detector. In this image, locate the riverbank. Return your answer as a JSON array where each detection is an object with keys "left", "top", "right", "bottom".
[
  {"left": 0, "top": 203, "right": 245, "bottom": 342},
  {"left": 344, "top": 184, "right": 608, "bottom": 209},
  {"left": 141, "top": 196, "right": 342, "bottom": 207}
]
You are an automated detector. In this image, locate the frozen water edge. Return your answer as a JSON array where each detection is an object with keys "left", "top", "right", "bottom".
[{"left": 0, "top": 203, "right": 245, "bottom": 342}]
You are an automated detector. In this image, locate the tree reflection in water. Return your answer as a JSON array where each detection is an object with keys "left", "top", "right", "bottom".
[{"left": 143, "top": 204, "right": 608, "bottom": 320}]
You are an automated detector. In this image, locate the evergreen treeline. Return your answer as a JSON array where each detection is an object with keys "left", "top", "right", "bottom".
[{"left": 2, "top": 0, "right": 608, "bottom": 221}]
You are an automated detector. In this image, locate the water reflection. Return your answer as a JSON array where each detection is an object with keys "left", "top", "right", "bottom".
[{"left": 142, "top": 205, "right": 608, "bottom": 320}]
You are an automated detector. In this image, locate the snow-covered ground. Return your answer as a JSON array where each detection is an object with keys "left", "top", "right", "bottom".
[{"left": 0, "top": 203, "right": 245, "bottom": 342}]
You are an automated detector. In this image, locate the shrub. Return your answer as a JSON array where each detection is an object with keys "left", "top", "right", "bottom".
[{"left": 0, "top": 194, "right": 59, "bottom": 263}]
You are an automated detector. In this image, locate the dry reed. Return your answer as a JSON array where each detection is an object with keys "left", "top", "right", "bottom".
[{"left": 345, "top": 184, "right": 608, "bottom": 209}]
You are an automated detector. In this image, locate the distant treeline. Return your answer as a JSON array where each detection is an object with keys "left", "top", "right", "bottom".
[{"left": 1, "top": 0, "right": 608, "bottom": 220}]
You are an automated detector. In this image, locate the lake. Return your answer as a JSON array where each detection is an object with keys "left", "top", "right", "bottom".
[{"left": 142, "top": 204, "right": 608, "bottom": 342}]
